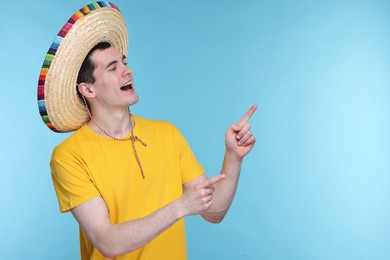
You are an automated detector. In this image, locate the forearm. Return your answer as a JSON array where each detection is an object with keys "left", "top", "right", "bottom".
[
  {"left": 202, "top": 150, "right": 243, "bottom": 223},
  {"left": 73, "top": 197, "right": 185, "bottom": 258},
  {"left": 103, "top": 201, "right": 183, "bottom": 257}
]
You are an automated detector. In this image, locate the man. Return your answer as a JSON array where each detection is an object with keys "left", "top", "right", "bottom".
[{"left": 38, "top": 2, "right": 257, "bottom": 260}]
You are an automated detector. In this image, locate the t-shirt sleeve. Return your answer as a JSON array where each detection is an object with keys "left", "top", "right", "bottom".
[
  {"left": 50, "top": 145, "right": 100, "bottom": 213},
  {"left": 171, "top": 125, "right": 205, "bottom": 184}
]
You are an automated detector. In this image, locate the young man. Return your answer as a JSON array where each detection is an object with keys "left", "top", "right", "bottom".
[{"left": 38, "top": 2, "right": 257, "bottom": 260}]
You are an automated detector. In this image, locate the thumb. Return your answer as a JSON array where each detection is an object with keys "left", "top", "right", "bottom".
[{"left": 230, "top": 123, "right": 242, "bottom": 132}]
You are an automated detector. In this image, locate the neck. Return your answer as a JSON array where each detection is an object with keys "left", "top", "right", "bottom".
[{"left": 88, "top": 110, "right": 134, "bottom": 139}]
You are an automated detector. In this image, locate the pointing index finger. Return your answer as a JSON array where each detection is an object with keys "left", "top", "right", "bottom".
[
  {"left": 238, "top": 104, "right": 258, "bottom": 126},
  {"left": 201, "top": 175, "right": 226, "bottom": 188}
]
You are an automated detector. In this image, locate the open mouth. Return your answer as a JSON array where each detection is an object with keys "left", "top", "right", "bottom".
[{"left": 120, "top": 82, "right": 133, "bottom": 91}]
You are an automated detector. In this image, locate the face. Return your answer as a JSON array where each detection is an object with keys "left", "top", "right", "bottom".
[{"left": 88, "top": 46, "right": 139, "bottom": 109}]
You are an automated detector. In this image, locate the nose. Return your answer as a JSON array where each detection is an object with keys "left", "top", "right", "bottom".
[{"left": 122, "top": 63, "right": 132, "bottom": 77}]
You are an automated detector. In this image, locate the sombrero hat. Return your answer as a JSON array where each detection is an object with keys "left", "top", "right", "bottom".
[{"left": 37, "top": 1, "right": 128, "bottom": 132}]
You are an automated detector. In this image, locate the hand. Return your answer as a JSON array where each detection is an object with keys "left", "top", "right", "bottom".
[
  {"left": 178, "top": 175, "right": 226, "bottom": 216},
  {"left": 225, "top": 104, "right": 258, "bottom": 159}
]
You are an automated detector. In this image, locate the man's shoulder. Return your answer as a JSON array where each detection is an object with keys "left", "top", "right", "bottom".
[
  {"left": 134, "top": 115, "right": 178, "bottom": 131},
  {"left": 52, "top": 125, "right": 89, "bottom": 153},
  {"left": 133, "top": 115, "right": 185, "bottom": 143}
]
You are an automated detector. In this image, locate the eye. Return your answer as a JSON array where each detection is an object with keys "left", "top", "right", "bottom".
[{"left": 109, "top": 66, "right": 117, "bottom": 71}]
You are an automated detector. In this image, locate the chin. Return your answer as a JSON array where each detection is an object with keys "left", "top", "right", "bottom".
[{"left": 128, "top": 95, "right": 139, "bottom": 106}]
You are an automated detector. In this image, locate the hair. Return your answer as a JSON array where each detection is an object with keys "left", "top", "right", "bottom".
[{"left": 76, "top": 41, "right": 112, "bottom": 100}]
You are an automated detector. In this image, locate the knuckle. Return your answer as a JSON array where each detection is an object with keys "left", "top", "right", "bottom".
[{"left": 199, "top": 190, "right": 207, "bottom": 197}]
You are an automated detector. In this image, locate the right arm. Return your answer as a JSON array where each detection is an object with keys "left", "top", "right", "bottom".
[{"left": 71, "top": 175, "right": 225, "bottom": 258}]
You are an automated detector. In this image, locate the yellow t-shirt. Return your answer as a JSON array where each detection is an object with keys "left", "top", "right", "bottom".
[{"left": 50, "top": 115, "right": 204, "bottom": 260}]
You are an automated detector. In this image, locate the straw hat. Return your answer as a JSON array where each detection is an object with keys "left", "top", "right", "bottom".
[{"left": 37, "top": 2, "right": 128, "bottom": 132}]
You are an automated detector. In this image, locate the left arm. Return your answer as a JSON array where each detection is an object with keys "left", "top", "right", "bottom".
[{"left": 183, "top": 104, "right": 258, "bottom": 223}]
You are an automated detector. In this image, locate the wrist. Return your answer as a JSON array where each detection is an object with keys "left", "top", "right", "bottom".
[
  {"left": 169, "top": 199, "right": 187, "bottom": 220},
  {"left": 225, "top": 150, "right": 243, "bottom": 164}
]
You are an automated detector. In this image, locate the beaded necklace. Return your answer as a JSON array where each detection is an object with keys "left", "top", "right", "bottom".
[
  {"left": 81, "top": 95, "right": 146, "bottom": 178},
  {"left": 92, "top": 114, "right": 147, "bottom": 179}
]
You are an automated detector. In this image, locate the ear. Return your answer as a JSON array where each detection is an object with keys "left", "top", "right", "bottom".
[{"left": 78, "top": 82, "right": 96, "bottom": 98}]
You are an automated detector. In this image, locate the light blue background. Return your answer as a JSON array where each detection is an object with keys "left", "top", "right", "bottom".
[{"left": 1, "top": 0, "right": 389, "bottom": 259}]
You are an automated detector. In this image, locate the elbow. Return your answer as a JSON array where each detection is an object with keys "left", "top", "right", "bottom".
[
  {"left": 202, "top": 207, "right": 229, "bottom": 224},
  {"left": 97, "top": 243, "right": 120, "bottom": 259},
  {"left": 202, "top": 212, "right": 226, "bottom": 224},
  {"left": 208, "top": 215, "right": 225, "bottom": 224},
  {"left": 101, "top": 251, "right": 117, "bottom": 259}
]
